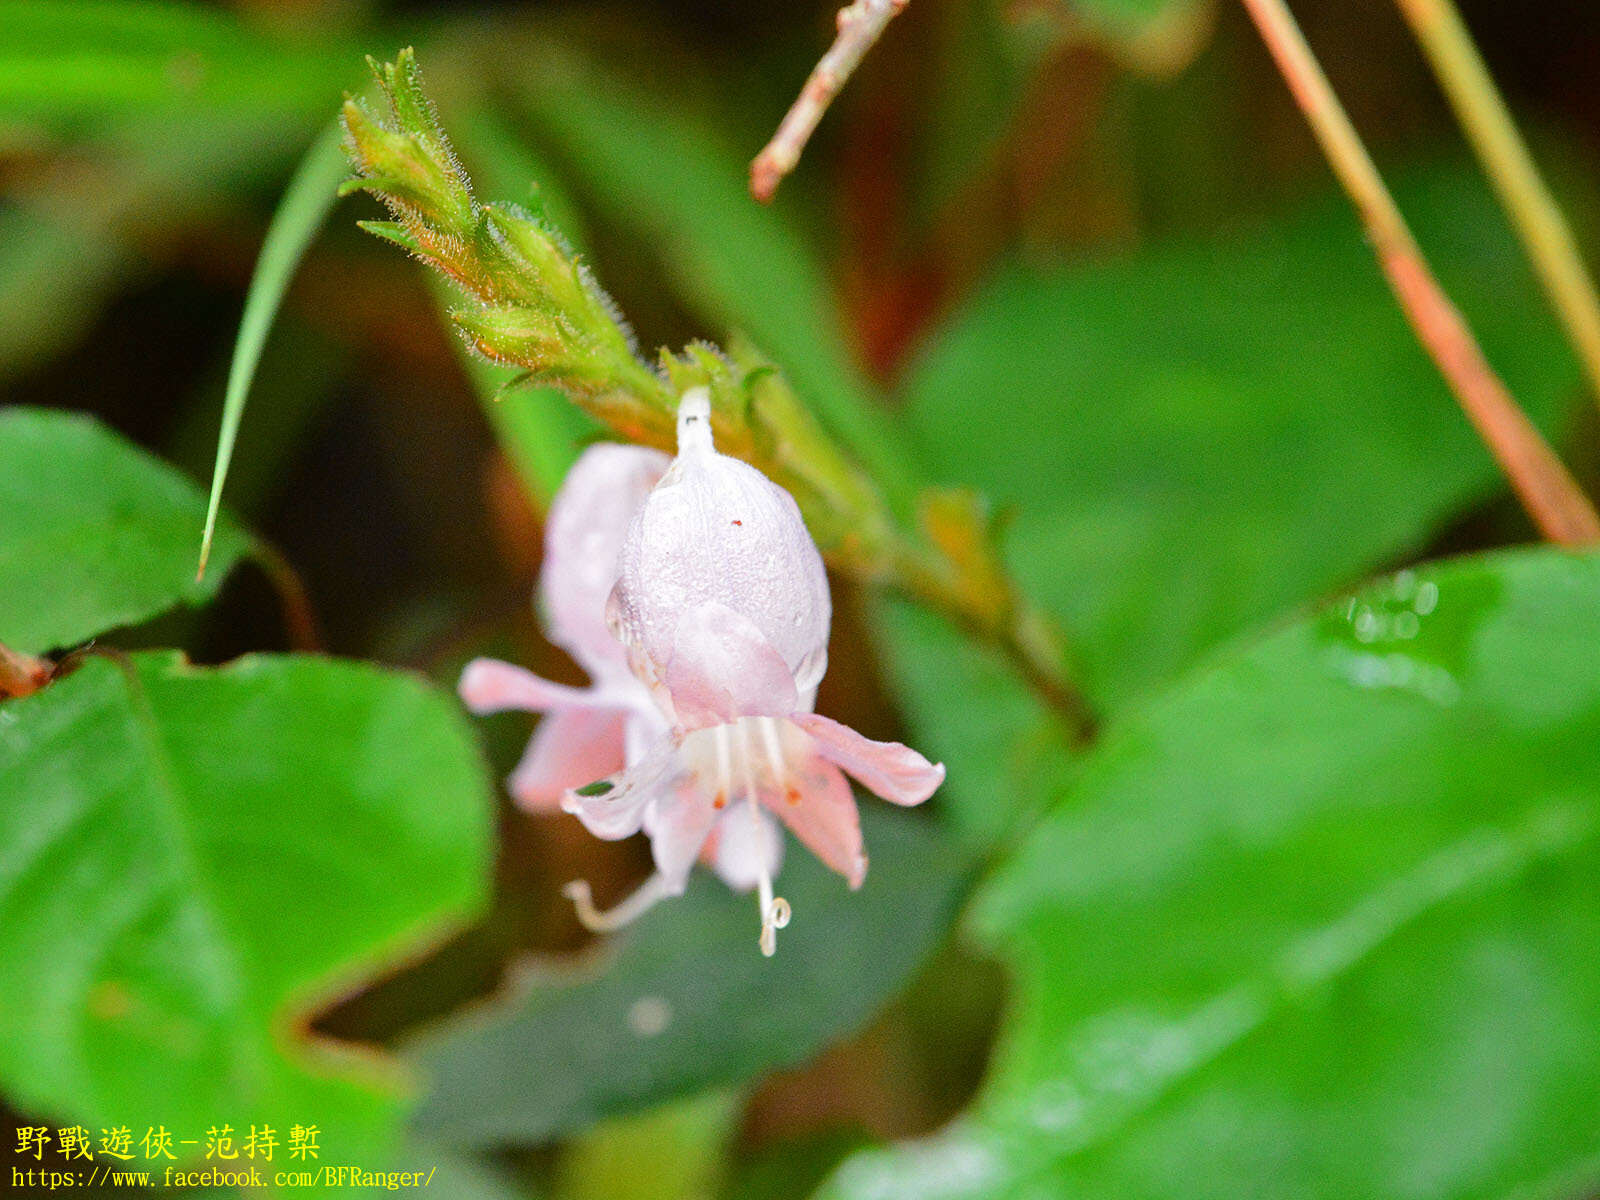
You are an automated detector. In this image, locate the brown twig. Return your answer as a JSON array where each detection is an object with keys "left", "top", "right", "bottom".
[
  {"left": 1239, "top": 0, "right": 1600, "bottom": 547},
  {"left": 751, "top": 0, "right": 908, "bottom": 203},
  {"left": 253, "top": 543, "right": 324, "bottom": 653}
]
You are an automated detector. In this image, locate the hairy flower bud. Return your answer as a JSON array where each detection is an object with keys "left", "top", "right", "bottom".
[{"left": 606, "top": 389, "right": 831, "bottom": 722}]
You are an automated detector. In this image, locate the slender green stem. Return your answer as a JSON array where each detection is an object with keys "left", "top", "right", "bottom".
[
  {"left": 1395, "top": 0, "right": 1600, "bottom": 411},
  {"left": 1238, "top": 0, "right": 1600, "bottom": 547}
]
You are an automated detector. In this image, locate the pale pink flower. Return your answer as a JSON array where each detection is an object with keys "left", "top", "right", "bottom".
[
  {"left": 457, "top": 442, "right": 669, "bottom": 808},
  {"left": 563, "top": 389, "right": 945, "bottom": 955}
]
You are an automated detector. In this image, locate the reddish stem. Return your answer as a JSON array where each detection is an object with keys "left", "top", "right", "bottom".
[{"left": 1240, "top": 0, "right": 1600, "bottom": 545}]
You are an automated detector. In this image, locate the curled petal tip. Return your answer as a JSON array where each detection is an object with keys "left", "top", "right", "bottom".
[
  {"left": 457, "top": 657, "right": 594, "bottom": 715},
  {"left": 848, "top": 855, "right": 868, "bottom": 891},
  {"left": 795, "top": 713, "right": 946, "bottom": 806},
  {"left": 456, "top": 657, "right": 499, "bottom": 712},
  {"left": 511, "top": 780, "right": 562, "bottom": 814}
]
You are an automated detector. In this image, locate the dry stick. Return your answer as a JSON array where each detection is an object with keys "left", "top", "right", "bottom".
[
  {"left": 751, "top": 0, "right": 908, "bottom": 203},
  {"left": 1394, "top": 0, "right": 1600, "bottom": 411},
  {"left": 1239, "top": 0, "right": 1600, "bottom": 547}
]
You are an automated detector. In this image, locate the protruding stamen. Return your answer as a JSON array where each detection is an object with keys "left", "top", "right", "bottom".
[
  {"left": 758, "top": 716, "right": 788, "bottom": 779},
  {"left": 564, "top": 873, "right": 674, "bottom": 933},
  {"left": 757, "top": 872, "right": 791, "bottom": 957},
  {"left": 737, "top": 718, "right": 790, "bottom": 957}
]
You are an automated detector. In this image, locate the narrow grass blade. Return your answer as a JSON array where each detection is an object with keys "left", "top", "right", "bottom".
[{"left": 198, "top": 119, "right": 346, "bottom": 579}]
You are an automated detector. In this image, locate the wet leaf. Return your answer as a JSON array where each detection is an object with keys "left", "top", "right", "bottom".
[{"left": 823, "top": 547, "right": 1600, "bottom": 1200}]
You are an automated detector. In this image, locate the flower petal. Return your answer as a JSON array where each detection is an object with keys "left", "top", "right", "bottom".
[
  {"left": 705, "top": 805, "right": 786, "bottom": 892},
  {"left": 643, "top": 780, "right": 722, "bottom": 892},
  {"left": 561, "top": 738, "right": 683, "bottom": 841},
  {"left": 665, "top": 601, "right": 799, "bottom": 728},
  {"left": 768, "top": 754, "right": 866, "bottom": 888},
  {"left": 458, "top": 657, "right": 592, "bottom": 715},
  {"left": 508, "top": 707, "right": 629, "bottom": 811},
  {"left": 541, "top": 443, "right": 668, "bottom": 682},
  {"left": 793, "top": 713, "right": 945, "bottom": 807}
]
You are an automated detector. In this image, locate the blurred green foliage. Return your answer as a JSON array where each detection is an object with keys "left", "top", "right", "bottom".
[
  {"left": 409, "top": 809, "right": 968, "bottom": 1147},
  {"left": 0, "top": 409, "right": 249, "bottom": 654},
  {"left": 824, "top": 548, "right": 1600, "bottom": 1200},
  {"left": 900, "top": 162, "right": 1582, "bottom": 707}
]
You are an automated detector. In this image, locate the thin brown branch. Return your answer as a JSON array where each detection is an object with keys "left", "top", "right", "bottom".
[
  {"left": 751, "top": 0, "right": 908, "bottom": 203},
  {"left": 1239, "top": 0, "right": 1600, "bottom": 547},
  {"left": 252, "top": 543, "right": 324, "bottom": 653}
]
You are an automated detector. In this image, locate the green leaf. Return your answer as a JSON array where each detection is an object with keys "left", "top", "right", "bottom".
[
  {"left": 513, "top": 48, "right": 920, "bottom": 511},
  {"left": 408, "top": 808, "right": 969, "bottom": 1147},
  {"left": 0, "top": 6, "right": 352, "bottom": 381},
  {"left": 916, "top": 0, "right": 1051, "bottom": 217},
  {"left": 725, "top": 1130, "right": 874, "bottom": 1200},
  {"left": 0, "top": 651, "right": 493, "bottom": 1170},
  {"left": 0, "top": 409, "right": 250, "bottom": 655},
  {"left": 402, "top": 1144, "right": 540, "bottom": 1200},
  {"left": 904, "top": 163, "right": 1583, "bottom": 709},
  {"left": 199, "top": 119, "right": 347, "bottom": 578},
  {"left": 821, "top": 547, "right": 1600, "bottom": 1200}
]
